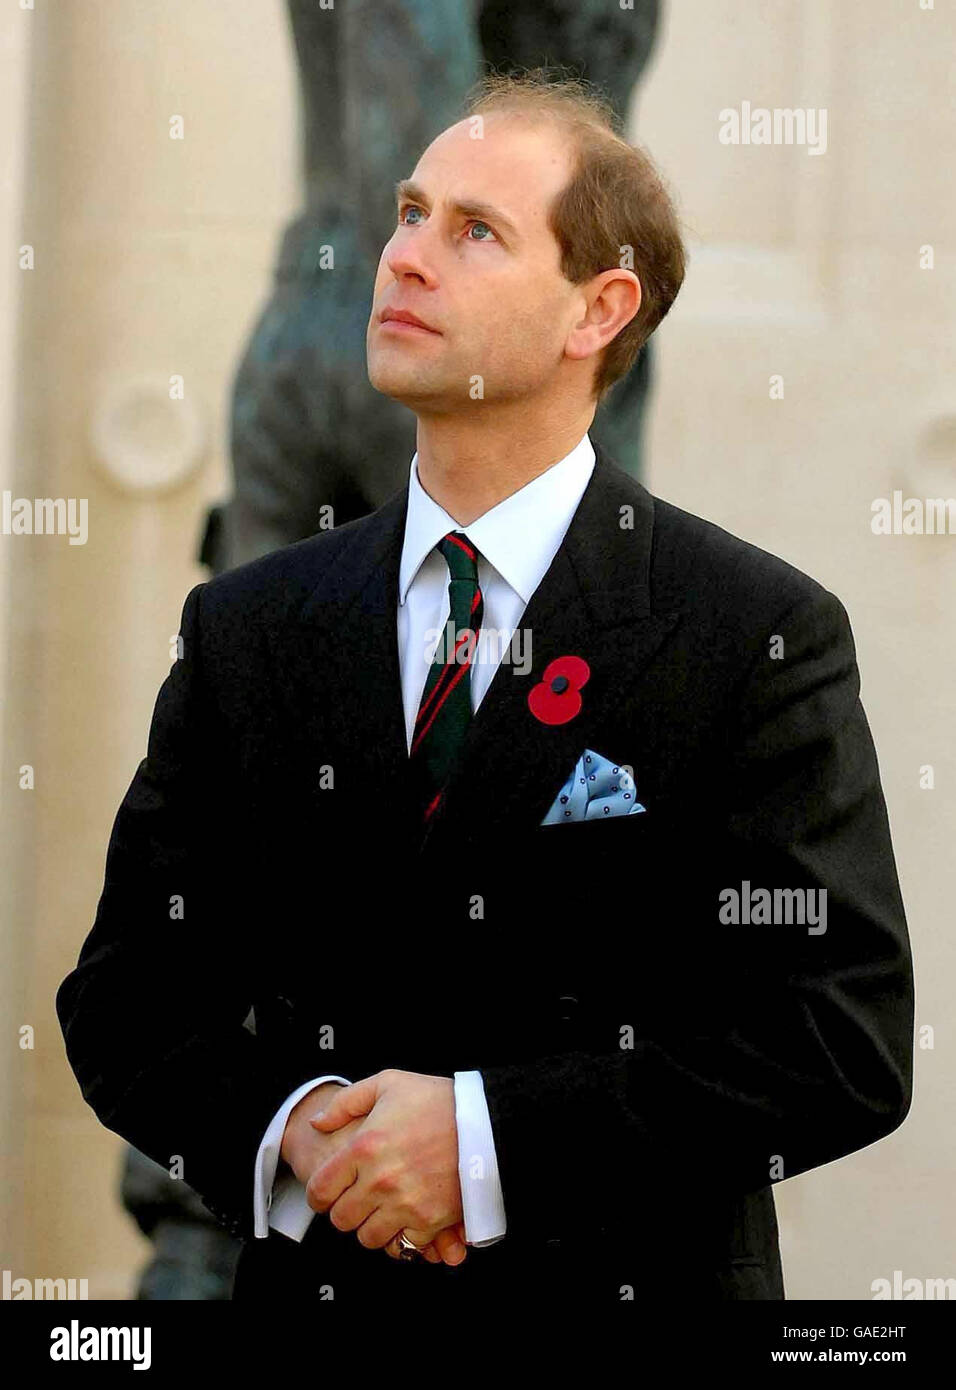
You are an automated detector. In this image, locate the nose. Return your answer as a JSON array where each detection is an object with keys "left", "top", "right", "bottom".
[{"left": 384, "top": 224, "right": 439, "bottom": 288}]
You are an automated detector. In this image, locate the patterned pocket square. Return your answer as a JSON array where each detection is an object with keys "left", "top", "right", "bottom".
[{"left": 540, "top": 748, "right": 646, "bottom": 824}]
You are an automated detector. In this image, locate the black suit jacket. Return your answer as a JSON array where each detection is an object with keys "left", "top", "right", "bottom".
[{"left": 57, "top": 438, "right": 913, "bottom": 1304}]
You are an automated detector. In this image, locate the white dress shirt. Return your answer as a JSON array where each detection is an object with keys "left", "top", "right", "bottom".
[{"left": 253, "top": 429, "right": 597, "bottom": 1247}]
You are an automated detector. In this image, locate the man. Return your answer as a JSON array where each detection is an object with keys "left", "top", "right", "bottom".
[
  {"left": 199, "top": 0, "right": 662, "bottom": 573},
  {"left": 57, "top": 73, "right": 913, "bottom": 1306}
]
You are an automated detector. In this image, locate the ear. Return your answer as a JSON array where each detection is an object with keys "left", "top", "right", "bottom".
[{"left": 564, "top": 269, "right": 642, "bottom": 364}]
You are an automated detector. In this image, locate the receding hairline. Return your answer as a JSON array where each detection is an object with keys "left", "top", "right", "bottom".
[
  {"left": 453, "top": 103, "right": 639, "bottom": 212},
  {"left": 427, "top": 103, "right": 632, "bottom": 217},
  {"left": 463, "top": 68, "right": 622, "bottom": 127}
]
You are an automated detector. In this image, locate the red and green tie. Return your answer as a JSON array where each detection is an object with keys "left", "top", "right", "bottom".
[{"left": 410, "top": 531, "right": 484, "bottom": 823}]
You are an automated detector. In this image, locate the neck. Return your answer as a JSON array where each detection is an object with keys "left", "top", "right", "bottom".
[{"left": 413, "top": 401, "right": 595, "bottom": 526}]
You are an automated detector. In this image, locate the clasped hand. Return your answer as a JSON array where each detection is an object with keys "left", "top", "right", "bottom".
[{"left": 281, "top": 1069, "right": 467, "bottom": 1266}]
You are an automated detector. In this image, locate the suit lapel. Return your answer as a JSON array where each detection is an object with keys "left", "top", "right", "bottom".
[
  {"left": 420, "top": 441, "right": 681, "bottom": 855},
  {"left": 296, "top": 484, "right": 417, "bottom": 836}
]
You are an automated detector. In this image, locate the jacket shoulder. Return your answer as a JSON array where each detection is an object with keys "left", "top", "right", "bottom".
[
  {"left": 647, "top": 489, "right": 841, "bottom": 624},
  {"left": 194, "top": 504, "right": 390, "bottom": 624}
]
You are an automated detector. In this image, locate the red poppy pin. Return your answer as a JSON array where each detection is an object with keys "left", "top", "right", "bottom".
[{"left": 528, "top": 655, "right": 591, "bottom": 726}]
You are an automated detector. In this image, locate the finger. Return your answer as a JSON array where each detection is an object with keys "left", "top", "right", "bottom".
[
  {"left": 306, "top": 1151, "right": 359, "bottom": 1215},
  {"left": 431, "top": 1227, "right": 467, "bottom": 1266},
  {"left": 409, "top": 1225, "right": 466, "bottom": 1266},
  {"left": 351, "top": 1206, "right": 403, "bottom": 1249},
  {"left": 309, "top": 1076, "right": 379, "bottom": 1132}
]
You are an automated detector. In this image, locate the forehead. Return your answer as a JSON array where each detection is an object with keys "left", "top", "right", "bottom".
[{"left": 409, "top": 114, "right": 573, "bottom": 232}]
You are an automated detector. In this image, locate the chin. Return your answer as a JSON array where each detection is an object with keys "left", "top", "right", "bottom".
[{"left": 368, "top": 361, "right": 443, "bottom": 407}]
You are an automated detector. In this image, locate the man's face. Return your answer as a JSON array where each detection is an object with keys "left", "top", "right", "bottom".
[{"left": 367, "top": 115, "right": 586, "bottom": 410}]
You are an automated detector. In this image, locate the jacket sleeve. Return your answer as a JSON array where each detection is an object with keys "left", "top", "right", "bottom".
[
  {"left": 477, "top": 587, "right": 915, "bottom": 1243},
  {"left": 55, "top": 582, "right": 327, "bottom": 1241}
]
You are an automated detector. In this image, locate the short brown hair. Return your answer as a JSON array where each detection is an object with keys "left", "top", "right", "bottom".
[{"left": 463, "top": 69, "right": 686, "bottom": 401}]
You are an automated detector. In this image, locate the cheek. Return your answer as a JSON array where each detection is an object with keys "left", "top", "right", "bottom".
[{"left": 507, "top": 289, "right": 567, "bottom": 357}]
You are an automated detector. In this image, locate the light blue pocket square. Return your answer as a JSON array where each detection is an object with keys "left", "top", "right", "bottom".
[{"left": 540, "top": 748, "right": 646, "bottom": 824}]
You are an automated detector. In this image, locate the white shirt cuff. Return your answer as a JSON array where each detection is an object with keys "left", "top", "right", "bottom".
[
  {"left": 254, "top": 1071, "right": 508, "bottom": 1249},
  {"left": 454, "top": 1070, "right": 507, "bottom": 1246},
  {"left": 253, "top": 1075, "right": 351, "bottom": 1240}
]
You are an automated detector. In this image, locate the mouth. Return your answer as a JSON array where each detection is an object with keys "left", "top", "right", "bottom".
[{"left": 379, "top": 309, "right": 440, "bottom": 336}]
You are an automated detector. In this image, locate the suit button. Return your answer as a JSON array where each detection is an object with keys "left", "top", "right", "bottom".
[{"left": 558, "top": 994, "right": 578, "bottom": 1021}]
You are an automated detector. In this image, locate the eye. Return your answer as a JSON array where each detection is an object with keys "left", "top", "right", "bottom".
[
  {"left": 466, "top": 221, "right": 496, "bottom": 242},
  {"left": 398, "top": 204, "right": 425, "bottom": 226}
]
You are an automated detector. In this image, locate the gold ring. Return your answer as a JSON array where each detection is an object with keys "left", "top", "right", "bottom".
[{"left": 392, "top": 1230, "right": 422, "bottom": 1261}]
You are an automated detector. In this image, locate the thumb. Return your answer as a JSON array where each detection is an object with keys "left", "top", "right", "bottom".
[{"left": 309, "top": 1075, "right": 379, "bottom": 1131}]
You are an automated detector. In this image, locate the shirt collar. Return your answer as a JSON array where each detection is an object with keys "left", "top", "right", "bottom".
[{"left": 399, "top": 431, "right": 596, "bottom": 606}]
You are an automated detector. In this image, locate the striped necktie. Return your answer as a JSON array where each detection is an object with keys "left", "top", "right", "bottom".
[{"left": 410, "top": 530, "right": 484, "bottom": 823}]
